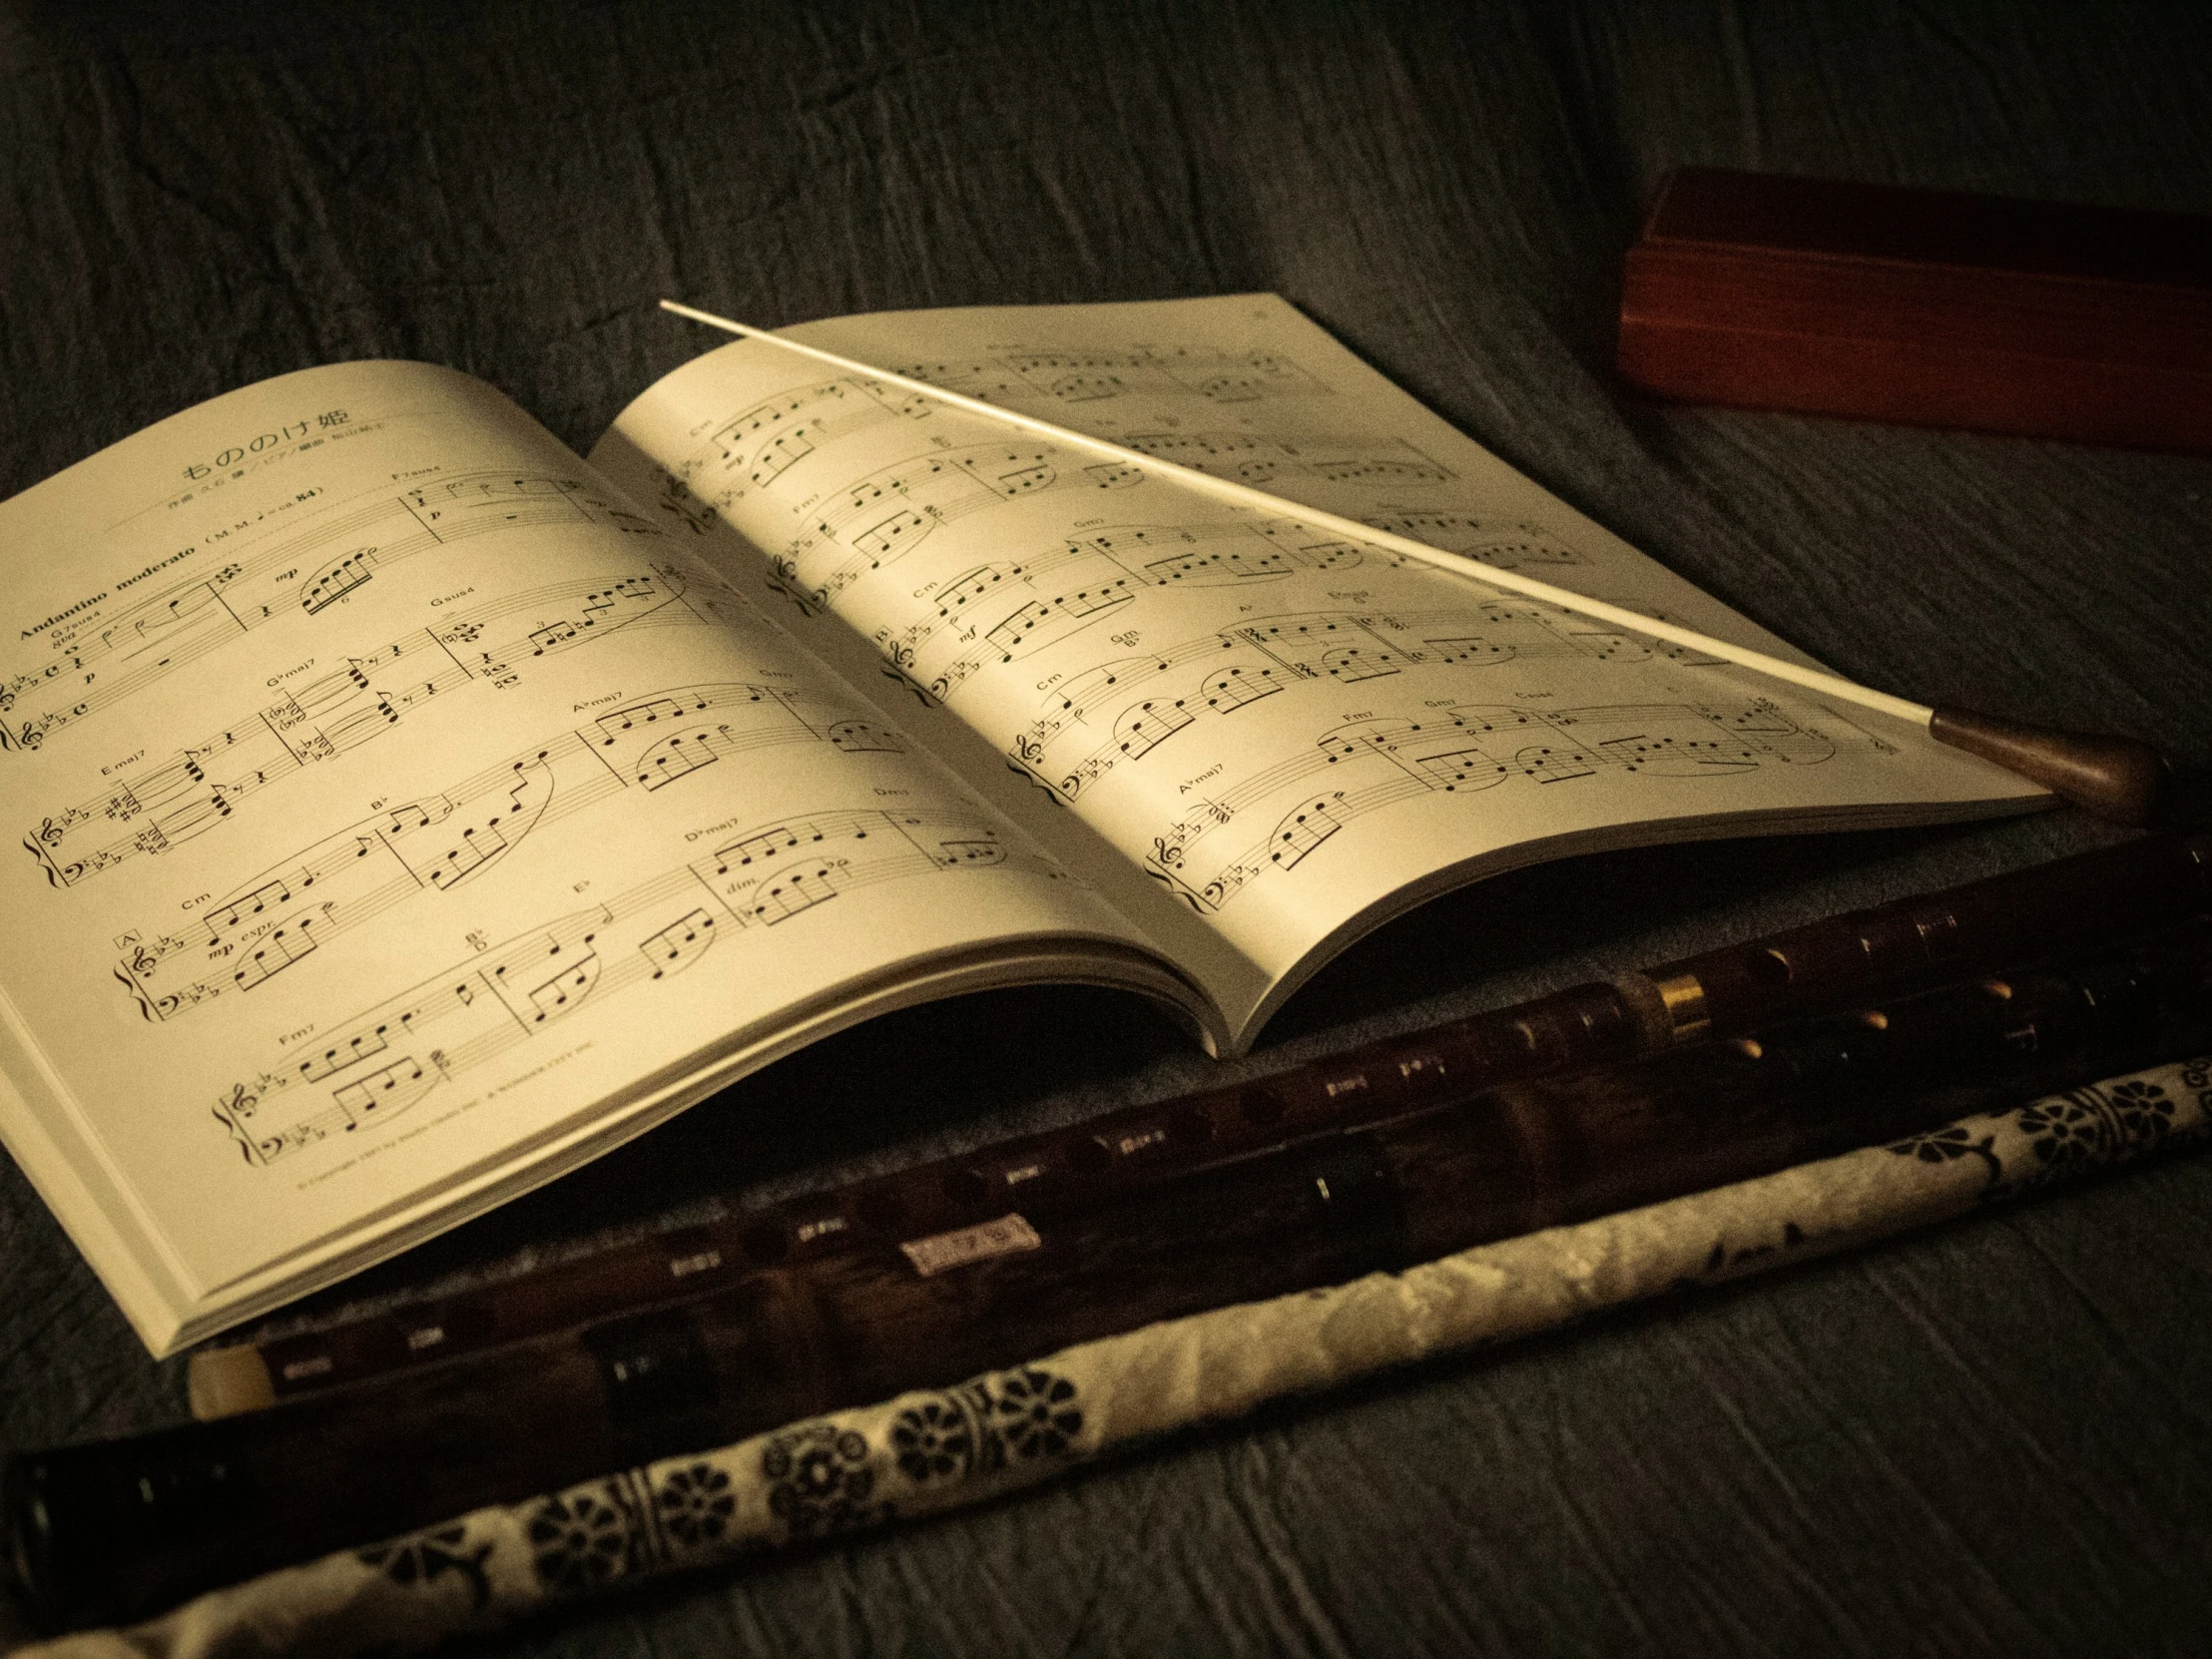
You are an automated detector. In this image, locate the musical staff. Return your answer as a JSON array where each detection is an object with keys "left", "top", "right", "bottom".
[
  {"left": 209, "top": 809, "right": 1059, "bottom": 1167},
  {"left": 1143, "top": 698, "right": 1853, "bottom": 910},
  {"left": 893, "top": 345, "right": 1330, "bottom": 406},
  {"left": 1121, "top": 431, "right": 1454, "bottom": 491},
  {"left": 1006, "top": 598, "right": 1752, "bottom": 800},
  {"left": 682, "top": 378, "right": 940, "bottom": 506},
  {"left": 763, "top": 440, "right": 1149, "bottom": 604},
  {"left": 113, "top": 681, "right": 889, "bottom": 1020},
  {"left": 1357, "top": 512, "right": 1592, "bottom": 573},
  {"left": 19, "top": 567, "right": 749, "bottom": 887},
  {"left": 862, "top": 522, "right": 1375, "bottom": 702},
  {"left": 2, "top": 471, "right": 661, "bottom": 755}
]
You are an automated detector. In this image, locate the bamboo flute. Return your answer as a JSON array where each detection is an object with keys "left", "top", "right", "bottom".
[{"left": 15, "top": 911, "right": 2212, "bottom": 1633}]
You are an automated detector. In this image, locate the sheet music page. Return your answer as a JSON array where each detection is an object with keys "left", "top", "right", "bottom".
[
  {"left": 601, "top": 295, "right": 2042, "bottom": 1039},
  {"left": 0, "top": 361, "right": 1166, "bottom": 1344}
]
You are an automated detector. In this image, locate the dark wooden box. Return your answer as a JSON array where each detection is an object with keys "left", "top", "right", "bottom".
[{"left": 1617, "top": 168, "right": 2212, "bottom": 452}]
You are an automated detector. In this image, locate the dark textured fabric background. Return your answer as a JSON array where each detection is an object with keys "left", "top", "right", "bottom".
[{"left": 3, "top": 2, "right": 2210, "bottom": 1652}]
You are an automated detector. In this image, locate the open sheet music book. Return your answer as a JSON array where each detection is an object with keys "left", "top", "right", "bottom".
[{"left": 0, "top": 295, "right": 2043, "bottom": 1355}]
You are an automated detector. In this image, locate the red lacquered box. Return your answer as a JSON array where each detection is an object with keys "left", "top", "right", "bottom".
[{"left": 1617, "top": 168, "right": 2212, "bottom": 452}]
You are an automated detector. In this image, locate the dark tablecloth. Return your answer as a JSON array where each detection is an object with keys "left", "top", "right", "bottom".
[{"left": 3, "top": 2, "right": 2209, "bottom": 1652}]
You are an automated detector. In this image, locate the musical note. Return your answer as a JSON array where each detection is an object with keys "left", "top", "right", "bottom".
[
  {"left": 111, "top": 680, "right": 905, "bottom": 1019},
  {"left": 1267, "top": 797, "right": 1344, "bottom": 868},
  {"left": 210, "top": 809, "right": 1051, "bottom": 1168},
  {"left": 1202, "top": 665, "right": 1288, "bottom": 713},
  {"left": 842, "top": 520, "right": 1380, "bottom": 695},
  {"left": 770, "top": 442, "right": 1147, "bottom": 605},
  {"left": 704, "top": 821, "right": 821, "bottom": 872},
  {"left": 753, "top": 429, "right": 818, "bottom": 485},
  {"left": 1125, "top": 432, "right": 1453, "bottom": 491},
  {"left": 1316, "top": 645, "right": 1402, "bottom": 683},
  {"left": 1129, "top": 695, "right": 1854, "bottom": 912},
  {"left": 4, "top": 472, "right": 661, "bottom": 755},
  {"left": 1055, "top": 691, "right": 1205, "bottom": 795},
  {"left": 25, "top": 573, "right": 713, "bottom": 886},
  {"left": 330, "top": 1058, "right": 435, "bottom": 1131},
  {"left": 634, "top": 730, "right": 724, "bottom": 789},
  {"left": 300, "top": 549, "right": 377, "bottom": 614},
  {"left": 207, "top": 878, "right": 294, "bottom": 944},
  {"left": 1257, "top": 537, "right": 1370, "bottom": 577},
  {"left": 424, "top": 821, "right": 513, "bottom": 888},
  {"left": 932, "top": 838, "right": 1008, "bottom": 867},
  {"left": 400, "top": 475, "right": 628, "bottom": 540},
  {"left": 691, "top": 378, "right": 934, "bottom": 503},
  {"left": 524, "top": 955, "right": 602, "bottom": 1022},
  {"left": 1237, "top": 614, "right": 1387, "bottom": 670},
  {"left": 702, "top": 381, "right": 848, "bottom": 469},
  {"left": 983, "top": 579, "right": 1136, "bottom": 657},
  {"left": 745, "top": 863, "right": 839, "bottom": 924},
  {"left": 896, "top": 346, "right": 1327, "bottom": 407},
  {"left": 1420, "top": 636, "right": 1518, "bottom": 667},
  {"left": 1044, "top": 374, "right": 1126, "bottom": 402},
  {"left": 854, "top": 511, "right": 931, "bottom": 561},
  {"left": 888, "top": 358, "right": 1037, "bottom": 401},
  {"left": 299, "top": 1028, "right": 391, "bottom": 1083},
  {"left": 1194, "top": 371, "right": 1286, "bottom": 402},
  {"left": 593, "top": 684, "right": 769, "bottom": 739},
  {"left": 826, "top": 719, "right": 905, "bottom": 754},
  {"left": 1407, "top": 747, "right": 1511, "bottom": 790},
  {"left": 1000, "top": 593, "right": 1800, "bottom": 802},
  {"left": 1512, "top": 742, "right": 1601, "bottom": 785},
  {"left": 1010, "top": 636, "right": 1241, "bottom": 765},
  {"left": 128, "top": 580, "right": 239, "bottom": 660},
  {"left": 1141, "top": 547, "right": 1297, "bottom": 584},
  {"left": 233, "top": 917, "right": 321, "bottom": 992},
  {"left": 1309, "top": 457, "right": 1452, "bottom": 487},
  {"left": 639, "top": 909, "right": 717, "bottom": 978},
  {"left": 1112, "top": 699, "right": 1194, "bottom": 761}
]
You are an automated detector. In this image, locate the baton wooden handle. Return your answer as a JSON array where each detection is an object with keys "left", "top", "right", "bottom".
[{"left": 1930, "top": 707, "right": 2173, "bottom": 827}]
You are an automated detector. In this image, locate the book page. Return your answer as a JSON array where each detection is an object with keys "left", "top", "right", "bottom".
[
  {"left": 0, "top": 361, "right": 1178, "bottom": 1351},
  {"left": 601, "top": 295, "right": 2045, "bottom": 1043}
]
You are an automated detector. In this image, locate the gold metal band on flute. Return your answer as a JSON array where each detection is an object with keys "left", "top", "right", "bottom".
[
  {"left": 1653, "top": 972, "right": 1713, "bottom": 1043},
  {"left": 1609, "top": 969, "right": 1712, "bottom": 1047}
]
